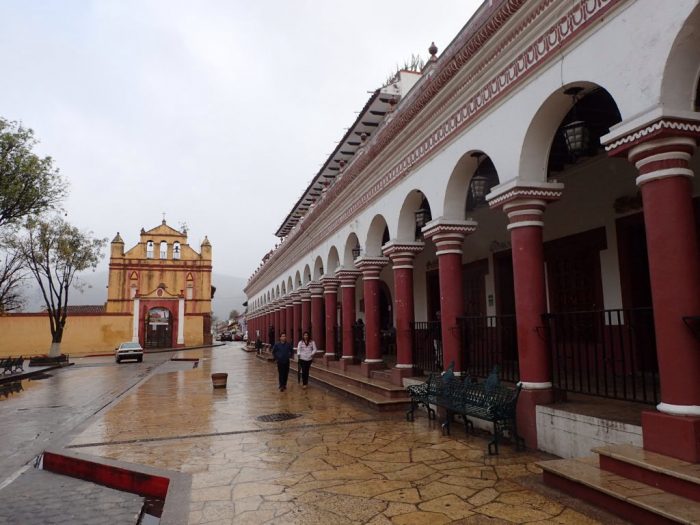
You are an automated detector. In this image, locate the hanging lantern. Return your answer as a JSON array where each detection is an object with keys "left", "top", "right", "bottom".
[
  {"left": 562, "top": 87, "right": 591, "bottom": 159},
  {"left": 352, "top": 243, "right": 361, "bottom": 259}
]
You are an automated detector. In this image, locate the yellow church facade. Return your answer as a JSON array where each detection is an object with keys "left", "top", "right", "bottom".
[
  {"left": 107, "top": 221, "right": 213, "bottom": 349},
  {"left": 0, "top": 221, "right": 213, "bottom": 357}
]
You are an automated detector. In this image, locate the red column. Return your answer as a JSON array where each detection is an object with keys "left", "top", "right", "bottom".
[
  {"left": 322, "top": 277, "right": 340, "bottom": 361},
  {"left": 309, "top": 282, "right": 325, "bottom": 351},
  {"left": 423, "top": 220, "right": 476, "bottom": 375},
  {"left": 274, "top": 305, "right": 281, "bottom": 342},
  {"left": 620, "top": 134, "right": 700, "bottom": 462},
  {"left": 285, "top": 300, "right": 293, "bottom": 339},
  {"left": 336, "top": 269, "right": 360, "bottom": 362},
  {"left": 357, "top": 257, "right": 389, "bottom": 377},
  {"left": 383, "top": 241, "right": 424, "bottom": 385},
  {"left": 300, "top": 288, "right": 311, "bottom": 336},
  {"left": 292, "top": 293, "right": 301, "bottom": 347},
  {"left": 489, "top": 185, "right": 562, "bottom": 450}
]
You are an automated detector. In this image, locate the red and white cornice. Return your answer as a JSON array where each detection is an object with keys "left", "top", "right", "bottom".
[
  {"left": 320, "top": 275, "right": 340, "bottom": 293},
  {"left": 422, "top": 219, "right": 477, "bottom": 255},
  {"left": 335, "top": 268, "right": 361, "bottom": 287},
  {"left": 356, "top": 257, "right": 390, "bottom": 280},
  {"left": 382, "top": 241, "right": 425, "bottom": 269}
]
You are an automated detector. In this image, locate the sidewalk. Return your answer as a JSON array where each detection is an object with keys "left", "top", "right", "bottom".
[{"left": 63, "top": 344, "right": 626, "bottom": 524}]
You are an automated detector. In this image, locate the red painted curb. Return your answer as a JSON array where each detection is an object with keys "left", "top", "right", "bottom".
[{"left": 43, "top": 451, "right": 169, "bottom": 499}]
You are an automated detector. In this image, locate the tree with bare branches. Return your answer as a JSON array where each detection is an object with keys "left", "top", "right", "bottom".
[
  {"left": 0, "top": 244, "right": 24, "bottom": 313},
  {"left": 12, "top": 216, "right": 106, "bottom": 356}
]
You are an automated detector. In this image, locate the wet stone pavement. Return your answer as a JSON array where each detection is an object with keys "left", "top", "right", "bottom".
[
  {"left": 58, "top": 344, "right": 626, "bottom": 525},
  {"left": 0, "top": 468, "right": 143, "bottom": 525}
]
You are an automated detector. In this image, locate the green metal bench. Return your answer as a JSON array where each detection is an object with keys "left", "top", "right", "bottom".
[{"left": 438, "top": 369, "right": 524, "bottom": 455}]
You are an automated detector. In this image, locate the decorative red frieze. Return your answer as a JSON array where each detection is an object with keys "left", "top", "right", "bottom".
[{"left": 604, "top": 117, "right": 700, "bottom": 158}]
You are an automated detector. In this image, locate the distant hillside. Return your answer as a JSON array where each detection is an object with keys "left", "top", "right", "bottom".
[{"left": 18, "top": 271, "right": 247, "bottom": 320}]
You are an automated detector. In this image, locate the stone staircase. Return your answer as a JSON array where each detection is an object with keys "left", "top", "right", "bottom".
[{"left": 540, "top": 444, "right": 700, "bottom": 524}]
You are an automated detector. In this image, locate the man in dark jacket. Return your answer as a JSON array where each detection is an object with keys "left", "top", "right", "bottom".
[{"left": 271, "top": 332, "right": 294, "bottom": 391}]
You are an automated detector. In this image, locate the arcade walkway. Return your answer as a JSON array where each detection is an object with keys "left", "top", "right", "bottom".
[{"left": 66, "top": 344, "right": 624, "bottom": 524}]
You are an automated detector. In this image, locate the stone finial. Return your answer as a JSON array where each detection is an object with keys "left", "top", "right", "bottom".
[
  {"left": 111, "top": 232, "right": 124, "bottom": 243},
  {"left": 429, "top": 42, "right": 438, "bottom": 59},
  {"left": 201, "top": 235, "right": 211, "bottom": 246}
]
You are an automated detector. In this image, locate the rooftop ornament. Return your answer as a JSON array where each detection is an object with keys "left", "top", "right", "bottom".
[{"left": 561, "top": 86, "right": 591, "bottom": 160}]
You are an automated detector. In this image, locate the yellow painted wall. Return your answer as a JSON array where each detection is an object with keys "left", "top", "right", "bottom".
[
  {"left": 0, "top": 314, "right": 131, "bottom": 357},
  {"left": 184, "top": 315, "right": 204, "bottom": 346}
]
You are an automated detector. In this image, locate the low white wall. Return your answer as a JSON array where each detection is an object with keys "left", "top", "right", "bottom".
[{"left": 536, "top": 405, "right": 642, "bottom": 459}]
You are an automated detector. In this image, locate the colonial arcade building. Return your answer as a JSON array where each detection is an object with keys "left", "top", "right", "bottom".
[{"left": 245, "top": 0, "right": 700, "bottom": 514}]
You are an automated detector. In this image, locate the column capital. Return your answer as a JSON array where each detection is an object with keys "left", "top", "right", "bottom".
[
  {"left": 335, "top": 267, "right": 361, "bottom": 287},
  {"left": 422, "top": 218, "right": 477, "bottom": 256},
  {"left": 356, "top": 256, "right": 389, "bottom": 279},
  {"left": 308, "top": 281, "right": 324, "bottom": 297},
  {"left": 486, "top": 180, "right": 564, "bottom": 210},
  {"left": 382, "top": 241, "right": 424, "bottom": 268},
  {"left": 603, "top": 111, "right": 700, "bottom": 158},
  {"left": 321, "top": 275, "right": 340, "bottom": 293},
  {"left": 290, "top": 291, "right": 302, "bottom": 305},
  {"left": 299, "top": 287, "right": 311, "bottom": 301}
]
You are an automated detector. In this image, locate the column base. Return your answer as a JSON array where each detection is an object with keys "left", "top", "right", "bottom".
[
  {"left": 517, "top": 387, "right": 554, "bottom": 450},
  {"left": 390, "top": 366, "right": 415, "bottom": 386},
  {"left": 338, "top": 357, "right": 352, "bottom": 372},
  {"left": 642, "top": 410, "right": 700, "bottom": 463},
  {"left": 323, "top": 354, "right": 337, "bottom": 366},
  {"left": 360, "top": 361, "right": 385, "bottom": 378}
]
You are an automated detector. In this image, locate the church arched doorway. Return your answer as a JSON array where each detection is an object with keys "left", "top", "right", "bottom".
[{"left": 145, "top": 307, "right": 173, "bottom": 348}]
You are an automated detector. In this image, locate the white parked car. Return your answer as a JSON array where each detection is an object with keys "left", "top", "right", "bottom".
[{"left": 115, "top": 342, "right": 144, "bottom": 363}]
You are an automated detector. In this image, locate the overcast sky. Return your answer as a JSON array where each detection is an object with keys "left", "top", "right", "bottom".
[{"left": 0, "top": 0, "right": 481, "bottom": 280}]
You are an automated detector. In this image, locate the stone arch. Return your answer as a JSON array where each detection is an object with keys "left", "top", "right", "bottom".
[
  {"left": 286, "top": 276, "right": 293, "bottom": 294},
  {"left": 444, "top": 150, "right": 488, "bottom": 219},
  {"left": 327, "top": 246, "right": 340, "bottom": 275},
  {"left": 660, "top": 4, "right": 700, "bottom": 111},
  {"left": 312, "top": 255, "right": 324, "bottom": 280},
  {"left": 364, "top": 214, "right": 390, "bottom": 256},
  {"left": 397, "top": 189, "right": 433, "bottom": 241},
  {"left": 519, "top": 82, "right": 621, "bottom": 182},
  {"left": 275, "top": 285, "right": 280, "bottom": 298},
  {"left": 342, "top": 232, "right": 361, "bottom": 267},
  {"left": 294, "top": 270, "right": 302, "bottom": 289},
  {"left": 281, "top": 281, "right": 287, "bottom": 296},
  {"left": 303, "top": 264, "right": 312, "bottom": 284}
]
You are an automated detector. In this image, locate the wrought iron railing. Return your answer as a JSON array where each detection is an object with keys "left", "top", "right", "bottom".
[
  {"left": 542, "top": 308, "right": 659, "bottom": 404},
  {"left": 458, "top": 315, "right": 519, "bottom": 382},
  {"left": 411, "top": 321, "right": 443, "bottom": 373}
]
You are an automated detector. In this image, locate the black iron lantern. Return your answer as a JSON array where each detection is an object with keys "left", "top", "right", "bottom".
[
  {"left": 467, "top": 153, "right": 498, "bottom": 209},
  {"left": 414, "top": 208, "right": 429, "bottom": 229},
  {"left": 352, "top": 243, "right": 361, "bottom": 259},
  {"left": 562, "top": 87, "right": 591, "bottom": 159}
]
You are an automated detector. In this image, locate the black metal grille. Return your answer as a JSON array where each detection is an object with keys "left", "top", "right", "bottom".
[
  {"left": 256, "top": 413, "right": 302, "bottom": 422},
  {"left": 543, "top": 308, "right": 659, "bottom": 404},
  {"left": 458, "top": 315, "right": 519, "bottom": 382},
  {"left": 411, "top": 321, "right": 443, "bottom": 373}
]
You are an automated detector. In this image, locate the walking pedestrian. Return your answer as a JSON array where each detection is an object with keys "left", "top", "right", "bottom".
[
  {"left": 254, "top": 336, "right": 263, "bottom": 355},
  {"left": 296, "top": 331, "right": 317, "bottom": 389},
  {"left": 271, "top": 332, "right": 293, "bottom": 391}
]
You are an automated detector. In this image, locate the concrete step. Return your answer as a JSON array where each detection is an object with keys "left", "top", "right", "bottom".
[
  {"left": 301, "top": 361, "right": 408, "bottom": 399},
  {"left": 594, "top": 444, "right": 700, "bottom": 502},
  {"left": 289, "top": 361, "right": 410, "bottom": 412},
  {"left": 540, "top": 456, "right": 700, "bottom": 524}
]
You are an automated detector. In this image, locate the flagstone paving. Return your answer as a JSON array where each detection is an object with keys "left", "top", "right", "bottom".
[{"left": 68, "top": 345, "right": 627, "bottom": 524}]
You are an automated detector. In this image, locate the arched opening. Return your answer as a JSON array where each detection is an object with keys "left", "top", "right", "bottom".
[
  {"left": 397, "top": 190, "right": 433, "bottom": 241},
  {"left": 303, "top": 265, "right": 312, "bottom": 284},
  {"left": 172, "top": 241, "right": 181, "bottom": 260},
  {"left": 365, "top": 215, "right": 390, "bottom": 256},
  {"left": 159, "top": 241, "right": 168, "bottom": 259},
  {"left": 294, "top": 271, "right": 302, "bottom": 289},
  {"left": 547, "top": 87, "right": 622, "bottom": 175},
  {"left": 327, "top": 246, "right": 340, "bottom": 275},
  {"left": 444, "top": 150, "right": 500, "bottom": 219},
  {"left": 343, "top": 232, "right": 361, "bottom": 267},
  {"left": 145, "top": 307, "right": 172, "bottom": 348},
  {"left": 312, "top": 256, "right": 324, "bottom": 280},
  {"left": 660, "top": 3, "right": 700, "bottom": 111},
  {"left": 287, "top": 276, "right": 293, "bottom": 294},
  {"left": 146, "top": 240, "right": 154, "bottom": 259}
]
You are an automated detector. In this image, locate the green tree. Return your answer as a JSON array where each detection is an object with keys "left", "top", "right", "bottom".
[
  {"left": 0, "top": 118, "right": 66, "bottom": 228},
  {"left": 13, "top": 216, "right": 106, "bottom": 356},
  {"left": 0, "top": 242, "right": 24, "bottom": 312},
  {"left": 229, "top": 309, "right": 240, "bottom": 320}
]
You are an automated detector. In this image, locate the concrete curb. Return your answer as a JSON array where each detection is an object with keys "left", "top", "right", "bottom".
[
  {"left": 82, "top": 343, "right": 225, "bottom": 358},
  {"left": 0, "top": 362, "right": 74, "bottom": 385}
]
